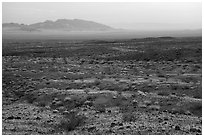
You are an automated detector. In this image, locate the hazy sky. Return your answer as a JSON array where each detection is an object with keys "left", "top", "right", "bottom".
[{"left": 3, "top": 2, "right": 202, "bottom": 30}]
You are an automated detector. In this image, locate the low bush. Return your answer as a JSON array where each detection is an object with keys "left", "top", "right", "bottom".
[
  {"left": 58, "top": 111, "right": 87, "bottom": 132},
  {"left": 94, "top": 96, "right": 109, "bottom": 113},
  {"left": 122, "top": 112, "right": 138, "bottom": 122},
  {"left": 157, "top": 90, "right": 170, "bottom": 96},
  {"left": 179, "top": 76, "right": 198, "bottom": 83},
  {"left": 187, "top": 102, "right": 202, "bottom": 117},
  {"left": 95, "top": 104, "right": 106, "bottom": 113},
  {"left": 192, "top": 87, "right": 202, "bottom": 99}
]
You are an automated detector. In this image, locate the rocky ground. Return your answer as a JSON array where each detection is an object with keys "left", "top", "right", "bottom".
[{"left": 2, "top": 37, "right": 202, "bottom": 135}]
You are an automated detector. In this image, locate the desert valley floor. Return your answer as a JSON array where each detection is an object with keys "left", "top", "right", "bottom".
[{"left": 2, "top": 37, "right": 202, "bottom": 135}]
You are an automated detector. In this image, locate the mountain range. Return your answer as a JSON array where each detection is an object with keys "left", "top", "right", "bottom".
[
  {"left": 2, "top": 19, "right": 201, "bottom": 40},
  {"left": 3, "top": 19, "right": 114, "bottom": 32}
]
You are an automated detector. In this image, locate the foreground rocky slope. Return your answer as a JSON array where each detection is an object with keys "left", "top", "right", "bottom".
[{"left": 2, "top": 37, "right": 202, "bottom": 135}]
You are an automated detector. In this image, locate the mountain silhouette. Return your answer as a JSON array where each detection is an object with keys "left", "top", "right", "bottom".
[{"left": 3, "top": 19, "right": 114, "bottom": 32}]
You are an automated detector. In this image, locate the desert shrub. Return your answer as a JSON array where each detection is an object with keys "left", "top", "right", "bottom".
[
  {"left": 49, "top": 67, "right": 58, "bottom": 72},
  {"left": 58, "top": 111, "right": 86, "bottom": 132},
  {"left": 170, "top": 84, "right": 189, "bottom": 91},
  {"left": 93, "top": 95, "right": 115, "bottom": 112},
  {"left": 173, "top": 102, "right": 202, "bottom": 117},
  {"left": 122, "top": 112, "right": 138, "bottom": 122},
  {"left": 173, "top": 107, "right": 186, "bottom": 115},
  {"left": 157, "top": 72, "right": 166, "bottom": 78},
  {"left": 111, "top": 96, "right": 123, "bottom": 107},
  {"left": 180, "top": 85, "right": 190, "bottom": 90},
  {"left": 37, "top": 101, "right": 46, "bottom": 107},
  {"left": 157, "top": 90, "right": 170, "bottom": 96},
  {"left": 102, "top": 67, "right": 113, "bottom": 75},
  {"left": 25, "top": 95, "right": 36, "bottom": 104},
  {"left": 95, "top": 104, "right": 106, "bottom": 113},
  {"left": 62, "top": 94, "right": 87, "bottom": 109},
  {"left": 94, "top": 96, "right": 110, "bottom": 105},
  {"left": 63, "top": 57, "right": 67, "bottom": 64},
  {"left": 94, "top": 96, "right": 110, "bottom": 106},
  {"left": 116, "top": 97, "right": 136, "bottom": 113},
  {"left": 139, "top": 86, "right": 150, "bottom": 93},
  {"left": 97, "top": 82, "right": 120, "bottom": 91},
  {"left": 187, "top": 102, "right": 202, "bottom": 117},
  {"left": 171, "top": 85, "right": 179, "bottom": 90},
  {"left": 120, "top": 105, "right": 136, "bottom": 113},
  {"left": 86, "top": 94, "right": 96, "bottom": 101},
  {"left": 179, "top": 77, "right": 198, "bottom": 83},
  {"left": 93, "top": 79, "right": 101, "bottom": 86},
  {"left": 193, "top": 90, "right": 202, "bottom": 99},
  {"left": 190, "top": 85, "right": 202, "bottom": 99},
  {"left": 23, "top": 91, "right": 36, "bottom": 103},
  {"left": 191, "top": 64, "right": 201, "bottom": 72}
]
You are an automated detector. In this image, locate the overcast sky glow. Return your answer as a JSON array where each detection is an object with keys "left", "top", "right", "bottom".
[{"left": 3, "top": 2, "right": 202, "bottom": 30}]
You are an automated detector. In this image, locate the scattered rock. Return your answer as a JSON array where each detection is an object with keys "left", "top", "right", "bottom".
[
  {"left": 51, "top": 100, "right": 56, "bottom": 105},
  {"left": 171, "top": 92, "right": 176, "bottom": 95},
  {"left": 158, "top": 118, "right": 163, "bottom": 123},
  {"left": 175, "top": 125, "right": 180, "bottom": 130},
  {"left": 110, "top": 122, "right": 117, "bottom": 127},
  {"left": 163, "top": 117, "right": 168, "bottom": 121},
  {"left": 181, "top": 94, "right": 186, "bottom": 97},
  {"left": 154, "top": 101, "right": 159, "bottom": 105},
  {"left": 47, "top": 119, "right": 53, "bottom": 123},
  {"left": 148, "top": 105, "right": 160, "bottom": 111},
  {"left": 69, "top": 109, "right": 76, "bottom": 114},
  {"left": 83, "top": 108, "right": 87, "bottom": 111},
  {"left": 6, "top": 116, "right": 21, "bottom": 120},
  {"left": 138, "top": 104, "right": 147, "bottom": 108},
  {"left": 10, "top": 127, "right": 16, "bottom": 131},
  {"left": 190, "top": 127, "right": 201, "bottom": 133},
  {"left": 137, "top": 90, "right": 146, "bottom": 96},
  {"left": 163, "top": 110, "right": 168, "bottom": 113},
  {"left": 126, "top": 125, "right": 131, "bottom": 128},
  {"left": 55, "top": 101, "right": 63, "bottom": 106},
  {"left": 87, "top": 126, "right": 96, "bottom": 132},
  {"left": 185, "top": 111, "right": 192, "bottom": 115},
  {"left": 171, "top": 108, "right": 178, "bottom": 114},
  {"left": 155, "top": 87, "right": 159, "bottom": 90},
  {"left": 118, "top": 126, "right": 124, "bottom": 130},
  {"left": 58, "top": 106, "right": 65, "bottom": 111},
  {"left": 64, "top": 97, "right": 72, "bottom": 102},
  {"left": 6, "top": 116, "right": 15, "bottom": 120},
  {"left": 45, "top": 106, "right": 50, "bottom": 109},
  {"left": 144, "top": 100, "right": 152, "bottom": 106},
  {"left": 63, "top": 110, "right": 69, "bottom": 115},
  {"left": 132, "top": 94, "right": 137, "bottom": 98},
  {"left": 132, "top": 99, "right": 138, "bottom": 105},
  {"left": 54, "top": 98, "right": 59, "bottom": 101},
  {"left": 107, "top": 110, "right": 112, "bottom": 113},
  {"left": 53, "top": 109, "right": 59, "bottom": 113},
  {"left": 35, "top": 116, "right": 41, "bottom": 120},
  {"left": 118, "top": 123, "right": 123, "bottom": 126},
  {"left": 84, "top": 100, "right": 92, "bottom": 106},
  {"left": 161, "top": 127, "right": 166, "bottom": 131}
]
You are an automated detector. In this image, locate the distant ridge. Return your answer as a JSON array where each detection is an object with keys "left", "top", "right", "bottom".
[
  {"left": 2, "top": 19, "right": 201, "bottom": 40},
  {"left": 3, "top": 19, "right": 114, "bottom": 32}
]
